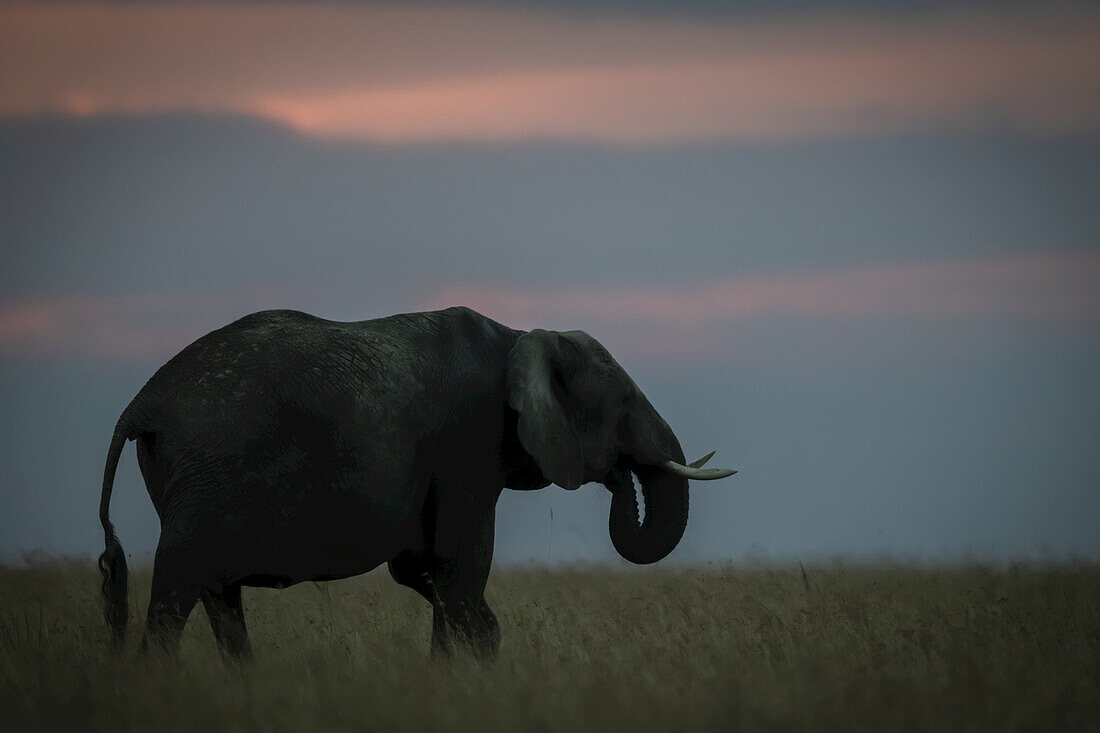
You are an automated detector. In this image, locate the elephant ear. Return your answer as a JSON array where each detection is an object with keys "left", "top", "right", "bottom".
[{"left": 507, "top": 330, "right": 585, "bottom": 490}]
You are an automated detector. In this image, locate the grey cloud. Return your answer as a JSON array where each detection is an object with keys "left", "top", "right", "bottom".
[{"left": 1, "top": 114, "right": 1098, "bottom": 564}]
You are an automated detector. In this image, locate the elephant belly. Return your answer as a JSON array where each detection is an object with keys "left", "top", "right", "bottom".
[
  {"left": 157, "top": 443, "right": 428, "bottom": 588},
  {"left": 246, "top": 494, "right": 416, "bottom": 585}
]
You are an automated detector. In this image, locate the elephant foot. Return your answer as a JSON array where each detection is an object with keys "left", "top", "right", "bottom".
[{"left": 431, "top": 598, "right": 500, "bottom": 660}]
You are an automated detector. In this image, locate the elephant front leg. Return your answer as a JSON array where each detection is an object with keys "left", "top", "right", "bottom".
[
  {"left": 430, "top": 588, "right": 500, "bottom": 659},
  {"left": 389, "top": 496, "right": 501, "bottom": 658},
  {"left": 431, "top": 489, "right": 502, "bottom": 658}
]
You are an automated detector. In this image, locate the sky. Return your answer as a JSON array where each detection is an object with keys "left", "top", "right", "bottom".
[{"left": 1, "top": 0, "right": 1098, "bottom": 565}]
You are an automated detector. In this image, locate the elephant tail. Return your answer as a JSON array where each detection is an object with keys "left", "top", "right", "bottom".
[{"left": 98, "top": 417, "right": 132, "bottom": 648}]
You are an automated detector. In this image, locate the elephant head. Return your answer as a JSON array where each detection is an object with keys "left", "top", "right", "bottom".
[{"left": 507, "top": 329, "right": 735, "bottom": 565}]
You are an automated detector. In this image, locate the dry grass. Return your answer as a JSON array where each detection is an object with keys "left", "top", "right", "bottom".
[{"left": 1, "top": 560, "right": 1097, "bottom": 731}]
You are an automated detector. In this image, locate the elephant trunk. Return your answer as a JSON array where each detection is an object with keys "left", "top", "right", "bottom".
[
  {"left": 608, "top": 461, "right": 689, "bottom": 565},
  {"left": 607, "top": 392, "right": 691, "bottom": 564}
]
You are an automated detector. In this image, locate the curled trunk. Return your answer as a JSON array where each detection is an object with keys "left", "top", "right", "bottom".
[{"left": 608, "top": 461, "right": 689, "bottom": 565}]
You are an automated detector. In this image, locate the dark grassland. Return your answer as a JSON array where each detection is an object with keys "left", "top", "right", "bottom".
[{"left": 1, "top": 562, "right": 1097, "bottom": 731}]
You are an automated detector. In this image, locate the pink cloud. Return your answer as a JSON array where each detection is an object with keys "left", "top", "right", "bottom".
[
  {"left": 0, "top": 289, "right": 294, "bottom": 361},
  {"left": 0, "top": 303, "right": 65, "bottom": 341},
  {"left": 1, "top": 253, "right": 1096, "bottom": 364},
  {"left": 429, "top": 252, "right": 1100, "bottom": 331},
  {"left": 1, "top": 2, "right": 1099, "bottom": 142}
]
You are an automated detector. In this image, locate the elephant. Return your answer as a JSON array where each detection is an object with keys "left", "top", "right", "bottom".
[{"left": 97, "top": 306, "right": 735, "bottom": 658}]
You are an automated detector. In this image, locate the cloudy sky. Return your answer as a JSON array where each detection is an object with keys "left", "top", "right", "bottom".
[{"left": 1, "top": 0, "right": 1098, "bottom": 564}]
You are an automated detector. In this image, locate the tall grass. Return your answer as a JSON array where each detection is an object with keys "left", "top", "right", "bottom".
[{"left": 1, "top": 560, "right": 1097, "bottom": 731}]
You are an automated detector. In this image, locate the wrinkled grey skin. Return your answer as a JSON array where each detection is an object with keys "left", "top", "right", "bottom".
[{"left": 98, "top": 307, "right": 692, "bottom": 658}]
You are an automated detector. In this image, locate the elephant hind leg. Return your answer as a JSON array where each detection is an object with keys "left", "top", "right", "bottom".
[
  {"left": 141, "top": 546, "right": 201, "bottom": 654},
  {"left": 202, "top": 583, "right": 251, "bottom": 660}
]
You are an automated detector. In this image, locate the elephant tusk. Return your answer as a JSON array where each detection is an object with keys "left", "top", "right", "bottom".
[
  {"left": 688, "top": 451, "right": 715, "bottom": 468},
  {"left": 663, "top": 457, "right": 737, "bottom": 480}
]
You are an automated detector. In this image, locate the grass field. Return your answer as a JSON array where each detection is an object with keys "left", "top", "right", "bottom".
[{"left": 1, "top": 561, "right": 1097, "bottom": 731}]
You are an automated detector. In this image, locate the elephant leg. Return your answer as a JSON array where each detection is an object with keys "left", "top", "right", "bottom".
[
  {"left": 390, "top": 550, "right": 495, "bottom": 655},
  {"left": 201, "top": 583, "right": 251, "bottom": 660},
  {"left": 430, "top": 594, "right": 500, "bottom": 659},
  {"left": 388, "top": 551, "right": 435, "bottom": 605},
  {"left": 427, "top": 497, "right": 501, "bottom": 659},
  {"left": 141, "top": 544, "right": 201, "bottom": 654}
]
